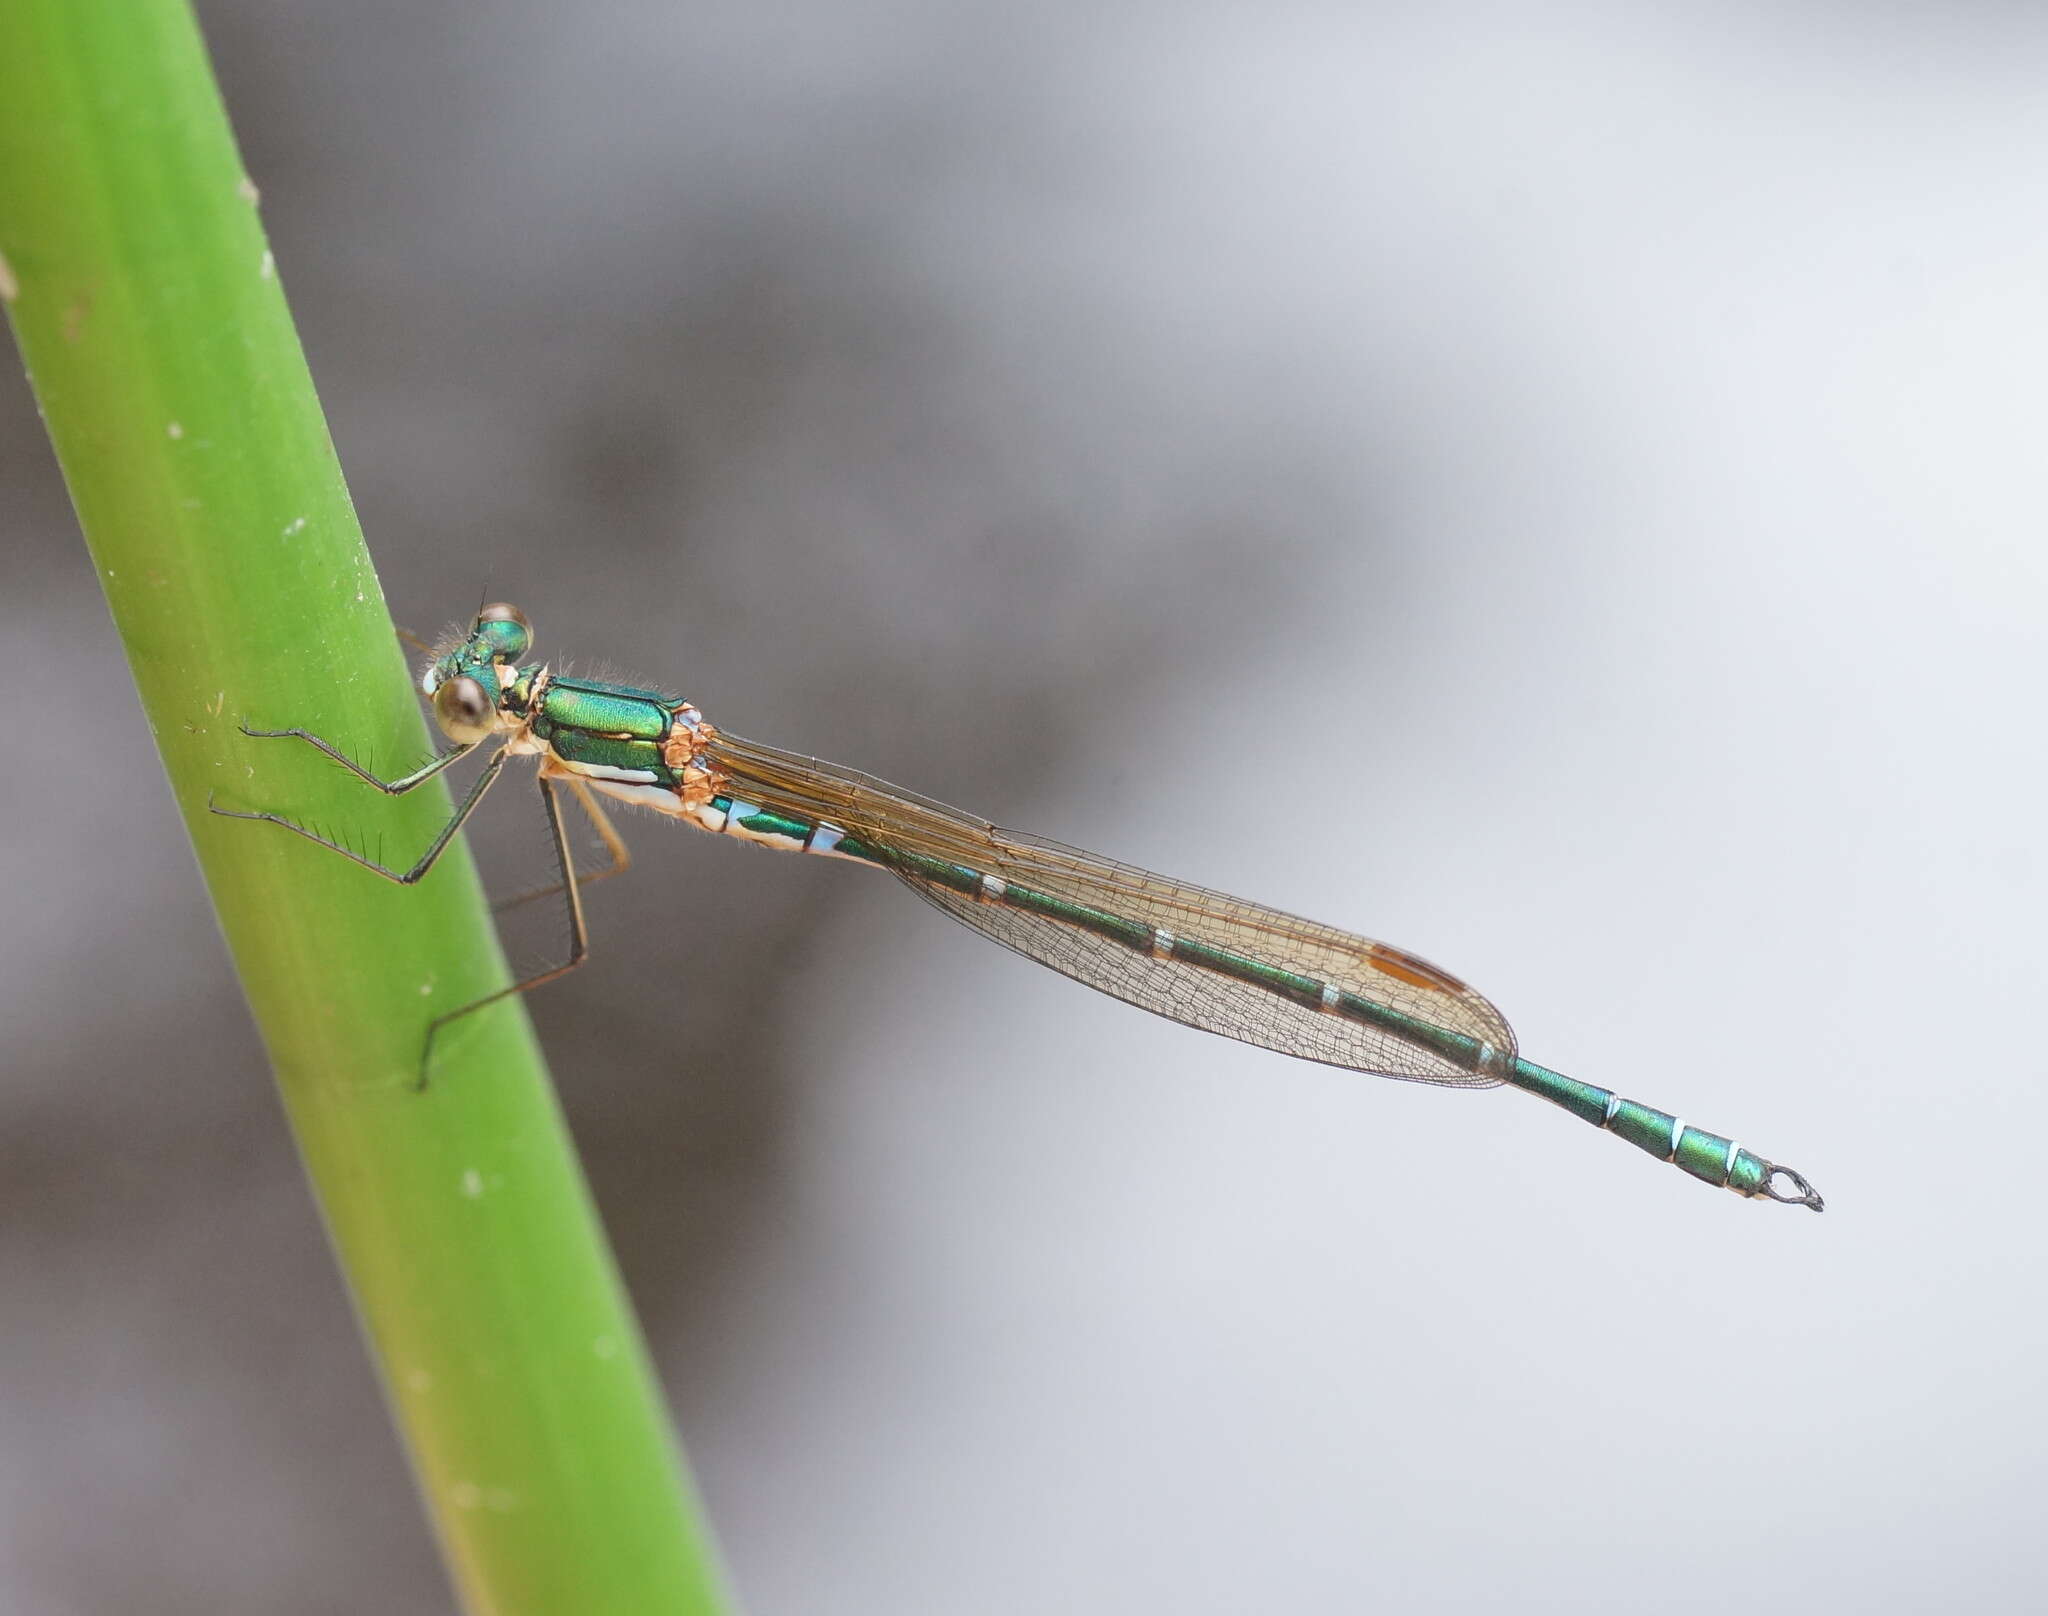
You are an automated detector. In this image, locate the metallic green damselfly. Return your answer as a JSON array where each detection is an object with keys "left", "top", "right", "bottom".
[{"left": 214, "top": 603, "right": 1823, "bottom": 1211}]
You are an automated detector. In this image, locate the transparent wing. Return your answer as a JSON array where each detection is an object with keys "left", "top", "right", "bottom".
[{"left": 708, "top": 731, "right": 1513, "bottom": 1085}]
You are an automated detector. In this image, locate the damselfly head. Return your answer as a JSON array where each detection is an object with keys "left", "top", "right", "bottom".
[
  {"left": 420, "top": 603, "right": 535, "bottom": 742},
  {"left": 475, "top": 602, "right": 533, "bottom": 662},
  {"left": 433, "top": 673, "right": 497, "bottom": 744},
  {"left": 422, "top": 602, "right": 533, "bottom": 693}
]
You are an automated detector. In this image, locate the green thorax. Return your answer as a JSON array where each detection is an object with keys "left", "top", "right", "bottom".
[{"left": 528, "top": 672, "right": 680, "bottom": 786}]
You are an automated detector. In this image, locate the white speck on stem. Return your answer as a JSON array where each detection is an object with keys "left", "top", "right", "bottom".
[
  {"left": 238, "top": 175, "right": 260, "bottom": 204},
  {"left": 259, "top": 249, "right": 275, "bottom": 280},
  {"left": 166, "top": 421, "right": 183, "bottom": 439},
  {"left": 450, "top": 1481, "right": 482, "bottom": 1511},
  {"left": 592, "top": 1334, "right": 620, "bottom": 1361},
  {"left": 404, "top": 1367, "right": 433, "bottom": 1393},
  {"left": 282, "top": 516, "right": 306, "bottom": 537},
  {"left": 461, "top": 1169, "right": 484, "bottom": 1199},
  {"left": 0, "top": 249, "right": 17, "bottom": 303}
]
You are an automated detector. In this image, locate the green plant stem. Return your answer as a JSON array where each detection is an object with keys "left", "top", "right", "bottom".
[{"left": 0, "top": 4, "right": 731, "bottom": 1610}]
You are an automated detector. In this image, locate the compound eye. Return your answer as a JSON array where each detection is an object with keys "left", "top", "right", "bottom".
[
  {"left": 476, "top": 601, "right": 532, "bottom": 660},
  {"left": 433, "top": 674, "right": 496, "bottom": 744}
]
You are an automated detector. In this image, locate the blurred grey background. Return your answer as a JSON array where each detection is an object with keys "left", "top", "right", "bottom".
[{"left": 5, "top": 2, "right": 2044, "bottom": 1611}]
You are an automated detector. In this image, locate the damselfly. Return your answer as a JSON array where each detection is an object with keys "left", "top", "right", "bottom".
[{"left": 214, "top": 603, "right": 1823, "bottom": 1211}]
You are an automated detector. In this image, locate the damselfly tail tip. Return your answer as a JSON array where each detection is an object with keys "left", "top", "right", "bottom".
[{"left": 1763, "top": 1163, "right": 1824, "bottom": 1213}]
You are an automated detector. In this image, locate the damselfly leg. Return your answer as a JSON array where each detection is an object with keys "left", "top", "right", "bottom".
[
  {"left": 211, "top": 739, "right": 509, "bottom": 887},
  {"left": 491, "top": 775, "right": 632, "bottom": 914},
  {"left": 417, "top": 772, "right": 592, "bottom": 1085},
  {"left": 211, "top": 730, "right": 598, "bottom": 1083},
  {"left": 235, "top": 723, "right": 474, "bottom": 794}
]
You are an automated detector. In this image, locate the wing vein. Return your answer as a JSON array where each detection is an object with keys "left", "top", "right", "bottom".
[{"left": 707, "top": 730, "right": 1513, "bottom": 1085}]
